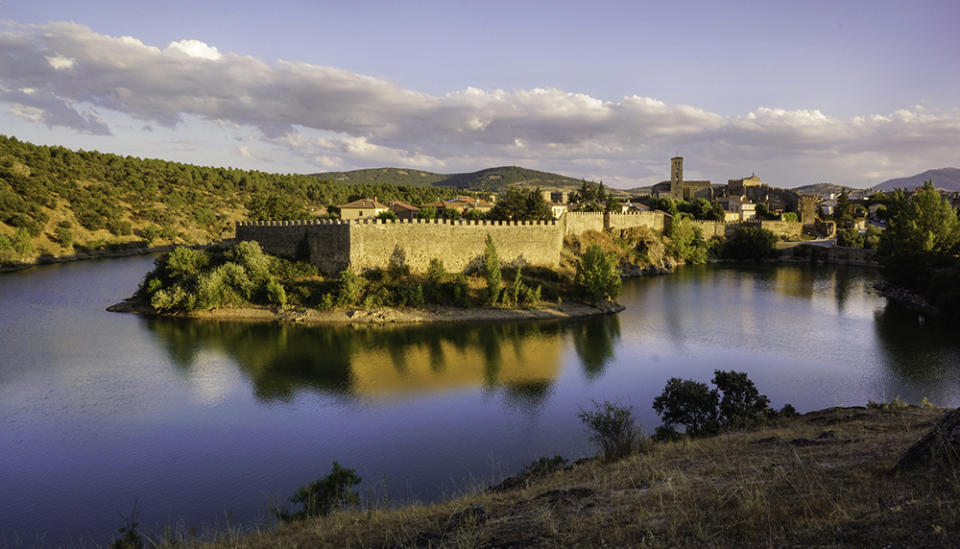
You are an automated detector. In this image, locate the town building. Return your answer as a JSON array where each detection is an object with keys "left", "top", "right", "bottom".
[{"left": 339, "top": 198, "right": 389, "bottom": 220}]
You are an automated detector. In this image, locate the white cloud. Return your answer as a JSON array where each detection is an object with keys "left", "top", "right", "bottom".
[
  {"left": 165, "top": 39, "right": 221, "bottom": 61},
  {"left": 45, "top": 55, "right": 75, "bottom": 70},
  {"left": 0, "top": 21, "right": 958, "bottom": 187},
  {"left": 238, "top": 145, "right": 252, "bottom": 158}
]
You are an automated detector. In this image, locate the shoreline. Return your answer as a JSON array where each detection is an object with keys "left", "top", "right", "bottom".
[
  {"left": 0, "top": 243, "right": 199, "bottom": 273},
  {"left": 107, "top": 299, "right": 625, "bottom": 325}
]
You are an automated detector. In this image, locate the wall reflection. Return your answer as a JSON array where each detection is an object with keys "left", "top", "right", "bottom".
[{"left": 144, "top": 317, "right": 623, "bottom": 402}]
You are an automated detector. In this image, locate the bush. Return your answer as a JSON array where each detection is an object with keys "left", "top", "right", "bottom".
[
  {"left": 376, "top": 210, "right": 398, "bottom": 221},
  {"left": 336, "top": 270, "right": 365, "bottom": 306},
  {"left": 576, "top": 243, "right": 622, "bottom": 301},
  {"left": 12, "top": 227, "right": 32, "bottom": 258},
  {"left": 577, "top": 401, "right": 642, "bottom": 462},
  {"left": 667, "top": 216, "right": 708, "bottom": 264},
  {"left": 836, "top": 228, "right": 864, "bottom": 248},
  {"left": 274, "top": 462, "right": 361, "bottom": 522},
  {"left": 0, "top": 234, "right": 16, "bottom": 263},
  {"left": 265, "top": 277, "right": 287, "bottom": 307},
  {"left": 722, "top": 226, "right": 778, "bottom": 260},
  {"left": 162, "top": 246, "right": 210, "bottom": 282}
]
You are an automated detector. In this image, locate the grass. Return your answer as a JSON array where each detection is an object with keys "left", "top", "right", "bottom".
[{"left": 183, "top": 405, "right": 958, "bottom": 548}]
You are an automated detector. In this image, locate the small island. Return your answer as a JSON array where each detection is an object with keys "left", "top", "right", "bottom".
[{"left": 109, "top": 235, "right": 626, "bottom": 324}]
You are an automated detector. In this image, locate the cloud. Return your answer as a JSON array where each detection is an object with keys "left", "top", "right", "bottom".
[{"left": 0, "top": 21, "right": 958, "bottom": 186}]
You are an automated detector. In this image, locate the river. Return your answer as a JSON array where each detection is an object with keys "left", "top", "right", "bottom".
[{"left": 1, "top": 256, "right": 958, "bottom": 546}]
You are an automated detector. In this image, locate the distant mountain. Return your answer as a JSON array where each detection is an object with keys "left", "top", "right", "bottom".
[
  {"left": 792, "top": 183, "right": 864, "bottom": 196},
  {"left": 872, "top": 168, "right": 960, "bottom": 192},
  {"left": 313, "top": 166, "right": 585, "bottom": 193}
]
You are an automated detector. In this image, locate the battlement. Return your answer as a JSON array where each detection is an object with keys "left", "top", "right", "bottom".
[{"left": 236, "top": 218, "right": 559, "bottom": 228}]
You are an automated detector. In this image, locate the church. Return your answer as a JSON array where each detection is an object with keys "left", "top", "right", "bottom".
[{"left": 651, "top": 156, "right": 713, "bottom": 201}]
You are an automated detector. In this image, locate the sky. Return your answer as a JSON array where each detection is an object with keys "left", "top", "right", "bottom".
[{"left": 0, "top": 0, "right": 958, "bottom": 189}]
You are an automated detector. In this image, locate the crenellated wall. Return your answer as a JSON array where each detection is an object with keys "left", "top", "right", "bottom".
[
  {"left": 235, "top": 212, "right": 801, "bottom": 275},
  {"left": 237, "top": 218, "right": 562, "bottom": 275}
]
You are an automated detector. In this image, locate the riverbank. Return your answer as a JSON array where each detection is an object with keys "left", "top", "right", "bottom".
[
  {"left": 186, "top": 405, "right": 955, "bottom": 549},
  {"left": 0, "top": 243, "right": 193, "bottom": 273},
  {"left": 107, "top": 298, "right": 624, "bottom": 324}
]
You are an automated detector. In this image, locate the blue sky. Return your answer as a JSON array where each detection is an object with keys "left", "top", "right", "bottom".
[{"left": 1, "top": 0, "right": 958, "bottom": 188}]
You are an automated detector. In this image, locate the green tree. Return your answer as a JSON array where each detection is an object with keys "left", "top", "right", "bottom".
[
  {"left": 487, "top": 188, "right": 552, "bottom": 221},
  {"left": 483, "top": 234, "right": 501, "bottom": 304},
  {"left": 375, "top": 210, "right": 398, "bottom": 221},
  {"left": 879, "top": 181, "right": 960, "bottom": 283},
  {"left": 721, "top": 226, "right": 777, "bottom": 260},
  {"left": 836, "top": 228, "right": 864, "bottom": 248},
  {"left": 712, "top": 370, "right": 772, "bottom": 429},
  {"left": 652, "top": 378, "right": 720, "bottom": 438},
  {"left": 667, "top": 216, "right": 707, "bottom": 264},
  {"left": 575, "top": 243, "right": 622, "bottom": 301},
  {"left": 418, "top": 206, "right": 438, "bottom": 219}
]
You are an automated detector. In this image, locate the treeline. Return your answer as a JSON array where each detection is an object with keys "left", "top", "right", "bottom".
[{"left": 0, "top": 135, "right": 462, "bottom": 263}]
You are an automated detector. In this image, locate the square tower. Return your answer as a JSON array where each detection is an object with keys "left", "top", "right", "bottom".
[{"left": 670, "top": 156, "right": 683, "bottom": 200}]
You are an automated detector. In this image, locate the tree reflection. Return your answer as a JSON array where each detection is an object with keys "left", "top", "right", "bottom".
[
  {"left": 570, "top": 315, "right": 621, "bottom": 379},
  {"left": 873, "top": 304, "right": 960, "bottom": 387},
  {"left": 144, "top": 317, "right": 569, "bottom": 401}
]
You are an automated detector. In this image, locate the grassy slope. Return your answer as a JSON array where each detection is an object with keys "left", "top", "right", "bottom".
[
  {"left": 313, "top": 166, "right": 586, "bottom": 192},
  {"left": 195, "top": 406, "right": 957, "bottom": 548}
]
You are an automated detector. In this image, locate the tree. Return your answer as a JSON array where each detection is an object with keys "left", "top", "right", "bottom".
[
  {"left": 375, "top": 210, "right": 398, "bottom": 221},
  {"left": 836, "top": 228, "right": 864, "bottom": 248},
  {"left": 418, "top": 206, "right": 438, "bottom": 219},
  {"left": 712, "top": 370, "right": 772, "bottom": 429},
  {"left": 879, "top": 181, "right": 960, "bottom": 283},
  {"left": 576, "top": 244, "right": 622, "bottom": 301},
  {"left": 578, "top": 401, "right": 640, "bottom": 462},
  {"left": 721, "top": 226, "right": 777, "bottom": 260},
  {"left": 667, "top": 216, "right": 707, "bottom": 264},
  {"left": 12, "top": 227, "right": 32, "bottom": 259},
  {"left": 652, "top": 378, "right": 720, "bottom": 437},
  {"left": 483, "top": 234, "right": 501, "bottom": 305},
  {"left": 488, "top": 188, "right": 552, "bottom": 221}
]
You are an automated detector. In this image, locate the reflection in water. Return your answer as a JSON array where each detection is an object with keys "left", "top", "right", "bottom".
[
  {"left": 571, "top": 315, "right": 621, "bottom": 378},
  {"left": 146, "top": 317, "right": 591, "bottom": 401},
  {"left": 873, "top": 303, "right": 960, "bottom": 388}
]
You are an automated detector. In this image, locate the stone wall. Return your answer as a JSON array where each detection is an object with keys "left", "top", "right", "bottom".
[
  {"left": 562, "top": 212, "right": 605, "bottom": 236},
  {"left": 561, "top": 211, "right": 666, "bottom": 236},
  {"left": 237, "top": 218, "right": 561, "bottom": 275},
  {"left": 349, "top": 218, "right": 562, "bottom": 273}
]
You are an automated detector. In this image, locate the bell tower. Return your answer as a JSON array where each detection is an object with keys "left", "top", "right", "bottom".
[{"left": 670, "top": 156, "right": 683, "bottom": 200}]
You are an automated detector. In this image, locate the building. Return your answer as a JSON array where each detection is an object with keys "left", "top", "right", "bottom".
[
  {"left": 652, "top": 156, "right": 712, "bottom": 201},
  {"left": 541, "top": 190, "right": 569, "bottom": 204},
  {"left": 339, "top": 198, "right": 389, "bottom": 220},
  {"left": 717, "top": 195, "right": 757, "bottom": 221},
  {"left": 387, "top": 200, "right": 420, "bottom": 220},
  {"left": 727, "top": 174, "right": 763, "bottom": 196}
]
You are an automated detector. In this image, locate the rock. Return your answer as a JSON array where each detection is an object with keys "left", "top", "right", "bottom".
[{"left": 894, "top": 407, "right": 960, "bottom": 472}]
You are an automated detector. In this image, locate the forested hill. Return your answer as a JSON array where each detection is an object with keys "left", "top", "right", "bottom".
[
  {"left": 314, "top": 166, "right": 584, "bottom": 192},
  {"left": 791, "top": 183, "right": 865, "bottom": 195},
  {"left": 0, "top": 135, "right": 462, "bottom": 264}
]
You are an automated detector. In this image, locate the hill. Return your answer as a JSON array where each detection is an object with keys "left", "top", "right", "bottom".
[
  {"left": 0, "top": 135, "right": 462, "bottom": 265},
  {"left": 872, "top": 168, "right": 960, "bottom": 192},
  {"left": 314, "top": 166, "right": 585, "bottom": 193},
  {"left": 792, "top": 183, "right": 864, "bottom": 196}
]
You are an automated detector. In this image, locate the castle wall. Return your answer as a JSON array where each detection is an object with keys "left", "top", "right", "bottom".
[
  {"left": 349, "top": 218, "right": 562, "bottom": 273},
  {"left": 236, "top": 220, "right": 351, "bottom": 275},
  {"left": 562, "top": 212, "right": 605, "bottom": 236},
  {"left": 607, "top": 211, "right": 666, "bottom": 232}
]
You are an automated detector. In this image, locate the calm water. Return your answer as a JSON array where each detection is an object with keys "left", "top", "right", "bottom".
[{"left": 1, "top": 257, "right": 959, "bottom": 546}]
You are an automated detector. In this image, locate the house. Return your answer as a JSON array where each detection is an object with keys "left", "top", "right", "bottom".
[
  {"left": 717, "top": 195, "right": 757, "bottom": 221},
  {"left": 339, "top": 198, "right": 389, "bottom": 220},
  {"left": 387, "top": 200, "right": 420, "bottom": 220}
]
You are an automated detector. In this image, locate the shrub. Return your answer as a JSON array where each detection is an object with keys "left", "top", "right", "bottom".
[
  {"left": 483, "top": 234, "right": 501, "bottom": 305},
  {"left": 667, "top": 216, "right": 708, "bottom": 264},
  {"left": 53, "top": 221, "right": 74, "bottom": 248},
  {"left": 418, "top": 206, "right": 438, "bottom": 220},
  {"left": 450, "top": 274, "right": 469, "bottom": 307},
  {"left": 836, "top": 228, "right": 864, "bottom": 248},
  {"left": 652, "top": 378, "right": 720, "bottom": 437},
  {"left": 12, "top": 227, "right": 32, "bottom": 259},
  {"left": 577, "top": 401, "right": 642, "bottom": 462},
  {"left": 376, "top": 210, "right": 398, "bottom": 221},
  {"left": 576, "top": 243, "right": 622, "bottom": 301},
  {"left": 265, "top": 277, "right": 287, "bottom": 307},
  {"left": 226, "top": 240, "right": 271, "bottom": 283},
  {"left": 336, "top": 270, "right": 365, "bottom": 306},
  {"left": 427, "top": 257, "right": 446, "bottom": 284},
  {"left": 274, "top": 462, "right": 361, "bottom": 522},
  {"left": 722, "top": 226, "right": 778, "bottom": 260},
  {"left": 162, "top": 246, "right": 210, "bottom": 282},
  {"left": 0, "top": 234, "right": 16, "bottom": 263}
]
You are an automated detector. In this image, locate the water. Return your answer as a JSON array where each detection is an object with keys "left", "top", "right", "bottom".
[{"left": 1, "top": 257, "right": 958, "bottom": 546}]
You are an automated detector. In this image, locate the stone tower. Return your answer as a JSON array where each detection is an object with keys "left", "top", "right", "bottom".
[
  {"left": 670, "top": 156, "right": 683, "bottom": 200},
  {"left": 799, "top": 195, "right": 817, "bottom": 224}
]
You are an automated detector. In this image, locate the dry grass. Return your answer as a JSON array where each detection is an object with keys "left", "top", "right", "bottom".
[{"left": 187, "top": 406, "right": 959, "bottom": 548}]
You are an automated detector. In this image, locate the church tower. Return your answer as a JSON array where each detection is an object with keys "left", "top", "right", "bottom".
[{"left": 670, "top": 156, "right": 683, "bottom": 200}]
